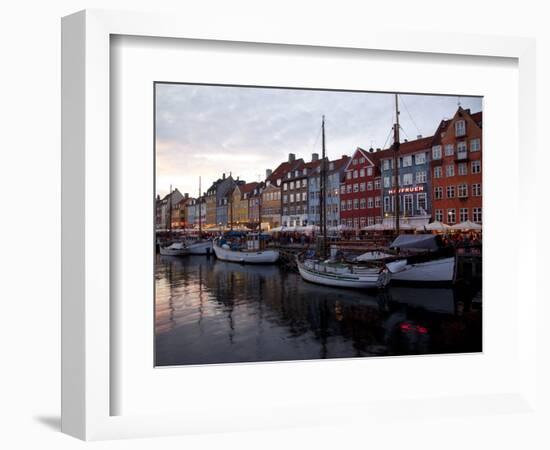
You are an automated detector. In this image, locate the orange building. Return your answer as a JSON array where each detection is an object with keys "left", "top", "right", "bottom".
[{"left": 430, "top": 108, "right": 482, "bottom": 225}]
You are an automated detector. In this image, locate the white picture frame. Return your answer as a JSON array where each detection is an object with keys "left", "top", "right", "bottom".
[{"left": 62, "top": 9, "right": 539, "bottom": 441}]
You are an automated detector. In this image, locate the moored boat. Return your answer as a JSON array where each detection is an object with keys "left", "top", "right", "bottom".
[
  {"left": 296, "top": 258, "right": 390, "bottom": 289},
  {"left": 213, "top": 235, "right": 279, "bottom": 264},
  {"left": 185, "top": 239, "right": 213, "bottom": 255},
  {"left": 357, "top": 234, "right": 456, "bottom": 284},
  {"left": 159, "top": 241, "right": 189, "bottom": 256}
]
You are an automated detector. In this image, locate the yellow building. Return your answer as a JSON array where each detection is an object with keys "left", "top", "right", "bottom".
[{"left": 230, "top": 182, "right": 258, "bottom": 227}]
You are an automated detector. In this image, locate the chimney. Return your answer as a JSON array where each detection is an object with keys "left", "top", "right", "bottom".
[
  {"left": 222, "top": 173, "right": 226, "bottom": 179},
  {"left": 266, "top": 168, "right": 272, "bottom": 179},
  {"left": 417, "top": 134, "right": 422, "bottom": 139},
  {"left": 184, "top": 193, "right": 189, "bottom": 199},
  {"left": 288, "top": 153, "right": 296, "bottom": 163},
  {"left": 376, "top": 148, "right": 381, "bottom": 152},
  {"left": 369, "top": 147, "right": 374, "bottom": 153},
  {"left": 404, "top": 139, "right": 408, "bottom": 143},
  {"left": 311, "top": 153, "right": 319, "bottom": 162}
]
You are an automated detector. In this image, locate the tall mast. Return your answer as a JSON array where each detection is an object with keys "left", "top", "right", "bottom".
[
  {"left": 258, "top": 186, "right": 262, "bottom": 232},
  {"left": 198, "top": 176, "right": 202, "bottom": 236},
  {"left": 229, "top": 188, "right": 234, "bottom": 231},
  {"left": 393, "top": 94, "right": 401, "bottom": 235},
  {"left": 320, "top": 115, "right": 327, "bottom": 258}
]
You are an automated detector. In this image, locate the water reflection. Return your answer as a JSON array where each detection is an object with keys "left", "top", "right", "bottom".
[{"left": 155, "top": 255, "right": 482, "bottom": 366}]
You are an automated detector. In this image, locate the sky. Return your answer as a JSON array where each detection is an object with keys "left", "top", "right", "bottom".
[{"left": 155, "top": 83, "right": 482, "bottom": 199}]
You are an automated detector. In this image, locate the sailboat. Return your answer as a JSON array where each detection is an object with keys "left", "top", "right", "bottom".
[
  {"left": 296, "top": 116, "right": 391, "bottom": 289},
  {"left": 184, "top": 176, "right": 213, "bottom": 255},
  {"left": 358, "top": 95, "right": 456, "bottom": 284}
]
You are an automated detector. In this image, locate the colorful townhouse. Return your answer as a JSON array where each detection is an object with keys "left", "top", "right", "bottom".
[
  {"left": 339, "top": 147, "right": 382, "bottom": 229},
  {"left": 378, "top": 136, "right": 433, "bottom": 229},
  {"left": 281, "top": 154, "right": 310, "bottom": 227},
  {"left": 230, "top": 181, "right": 258, "bottom": 227},
  {"left": 430, "top": 108, "right": 482, "bottom": 225},
  {"left": 307, "top": 154, "right": 349, "bottom": 228},
  {"left": 247, "top": 183, "right": 264, "bottom": 229}
]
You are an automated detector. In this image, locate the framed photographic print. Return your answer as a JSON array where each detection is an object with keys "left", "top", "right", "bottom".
[{"left": 62, "top": 9, "right": 539, "bottom": 441}]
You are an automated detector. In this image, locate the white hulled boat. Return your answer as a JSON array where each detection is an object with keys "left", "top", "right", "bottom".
[
  {"left": 185, "top": 238, "right": 213, "bottom": 255},
  {"left": 213, "top": 235, "right": 279, "bottom": 264},
  {"left": 297, "top": 258, "right": 390, "bottom": 289},
  {"left": 358, "top": 234, "right": 456, "bottom": 283},
  {"left": 159, "top": 241, "right": 189, "bottom": 256}
]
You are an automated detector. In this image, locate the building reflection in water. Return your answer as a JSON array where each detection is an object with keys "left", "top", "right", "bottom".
[{"left": 155, "top": 255, "right": 482, "bottom": 366}]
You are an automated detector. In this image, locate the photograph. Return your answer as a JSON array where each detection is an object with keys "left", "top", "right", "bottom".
[{"left": 154, "top": 83, "right": 483, "bottom": 367}]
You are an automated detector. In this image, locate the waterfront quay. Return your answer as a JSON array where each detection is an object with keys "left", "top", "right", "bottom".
[{"left": 155, "top": 253, "right": 481, "bottom": 366}]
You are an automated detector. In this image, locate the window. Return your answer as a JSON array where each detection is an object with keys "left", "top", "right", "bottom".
[
  {"left": 287, "top": 172, "right": 291, "bottom": 179},
  {"left": 302, "top": 179, "right": 307, "bottom": 188},
  {"left": 302, "top": 192, "right": 307, "bottom": 201},
  {"left": 403, "top": 194, "right": 413, "bottom": 215},
  {"left": 384, "top": 177, "right": 391, "bottom": 188},
  {"left": 353, "top": 170, "right": 358, "bottom": 179},
  {"left": 353, "top": 218, "right": 359, "bottom": 229},
  {"left": 283, "top": 194, "right": 288, "bottom": 203},
  {"left": 444, "top": 144, "right": 454, "bottom": 156},
  {"left": 434, "top": 186, "right": 443, "bottom": 200},
  {"left": 367, "top": 167, "right": 373, "bottom": 176},
  {"left": 352, "top": 159, "right": 357, "bottom": 165},
  {"left": 447, "top": 208, "right": 456, "bottom": 224},
  {"left": 360, "top": 217, "right": 366, "bottom": 228},
  {"left": 295, "top": 170, "right": 299, "bottom": 177},
  {"left": 435, "top": 209, "right": 443, "bottom": 222},
  {"left": 303, "top": 168, "right": 307, "bottom": 175},
  {"left": 347, "top": 200, "right": 352, "bottom": 210},
  {"left": 432, "top": 145, "right": 442, "bottom": 160},
  {"left": 360, "top": 182, "right": 366, "bottom": 192},
  {"left": 472, "top": 183, "right": 482, "bottom": 196},
  {"left": 340, "top": 185, "right": 345, "bottom": 194},
  {"left": 447, "top": 186, "right": 455, "bottom": 198},
  {"left": 375, "top": 196, "right": 381, "bottom": 208},
  {"left": 353, "top": 199, "right": 359, "bottom": 210},
  {"left": 384, "top": 196, "right": 391, "bottom": 213},
  {"left": 368, "top": 216, "right": 374, "bottom": 226},
  {"left": 289, "top": 194, "right": 295, "bottom": 202},
  {"left": 403, "top": 173, "right": 413, "bottom": 186},
  {"left": 346, "top": 185, "right": 352, "bottom": 194},
  {"left": 458, "top": 184, "right": 468, "bottom": 198},
  {"left": 457, "top": 141, "right": 467, "bottom": 158},
  {"left": 459, "top": 208, "right": 469, "bottom": 222},
  {"left": 455, "top": 120, "right": 466, "bottom": 136},
  {"left": 434, "top": 166, "right": 442, "bottom": 178},
  {"left": 445, "top": 164, "right": 455, "bottom": 177},
  {"left": 472, "top": 160, "right": 481, "bottom": 174},
  {"left": 341, "top": 201, "right": 346, "bottom": 211},
  {"left": 470, "top": 138, "right": 481, "bottom": 152},
  {"left": 353, "top": 183, "right": 359, "bottom": 192},
  {"left": 367, "top": 197, "right": 373, "bottom": 208},
  {"left": 415, "top": 152, "right": 426, "bottom": 165},
  {"left": 374, "top": 179, "right": 381, "bottom": 189},
  {"left": 458, "top": 162, "right": 468, "bottom": 176},
  {"left": 289, "top": 181, "right": 294, "bottom": 189},
  {"left": 346, "top": 171, "right": 352, "bottom": 180},
  {"left": 416, "top": 171, "right": 427, "bottom": 183},
  {"left": 367, "top": 181, "right": 373, "bottom": 191},
  {"left": 283, "top": 183, "right": 288, "bottom": 191},
  {"left": 359, "top": 168, "right": 365, "bottom": 177},
  {"left": 473, "top": 207, "right": 482, "bottom": 223},
  {"left": 360, "top": 198, "right": 366, "bottom": 209},
  {"left": 383, "top": 160, "right": 392, "bottom": 170},
  {"left": 402, "top": 155, "right": 412, "bottom": 167},
  {"left": 417, "top": 193, "right": 427, "bottom": 212},
  {"left": 359, "top": 157, "right": 365, "bottom": 164}
]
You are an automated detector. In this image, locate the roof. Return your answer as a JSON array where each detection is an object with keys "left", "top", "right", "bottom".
[
  {"left": 376, "top": 135, "right": 434, "bottom": 160},
  {"left": 239, "top": 182, "right": 259, "bottom": 195},
  {"left": 266, "top": 161, "right": 293, "bottom": 183}
]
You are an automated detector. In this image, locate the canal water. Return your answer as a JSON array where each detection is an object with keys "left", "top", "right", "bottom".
[{"left": 155, "top": 254, "right": 482, "bottom": 366}]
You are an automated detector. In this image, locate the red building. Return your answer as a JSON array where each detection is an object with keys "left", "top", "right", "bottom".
[
  {"left": 339, "top": 147, "right": 382, "bottom": 230},
  {"left": 430, "top": 108, "right": 482, "bottom": 225}
]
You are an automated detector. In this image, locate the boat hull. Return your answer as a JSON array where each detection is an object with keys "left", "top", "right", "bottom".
[
  {"left": 297, "top": 260, "right": 390, "bottom": 289},
  {"left": 159, "top": 246, "right": 189, "bottom": 256},
  {"left": 213, "top": 243, "right": 279, "bottom": 264},
  {"left": 387, "top": 257, "right": 455, "bottom": 283},
  {"left": 186, "top": 240, "right": 213, "bottom": 255}
]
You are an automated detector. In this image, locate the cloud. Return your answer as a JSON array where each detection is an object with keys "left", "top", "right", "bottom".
[{"left": 155, "top": 84, "right": 482, "bottom": 197}]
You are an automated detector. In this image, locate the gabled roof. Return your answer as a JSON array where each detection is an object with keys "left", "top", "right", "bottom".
[
  {"left": 343, "top": 147, "right": 377, "bottom": 171},
  {"left": 377, "top": 135, "right": 434, "bottom": 159},
  {"left": 239, "top": 182, "right": 259, "bottom": 196}
]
